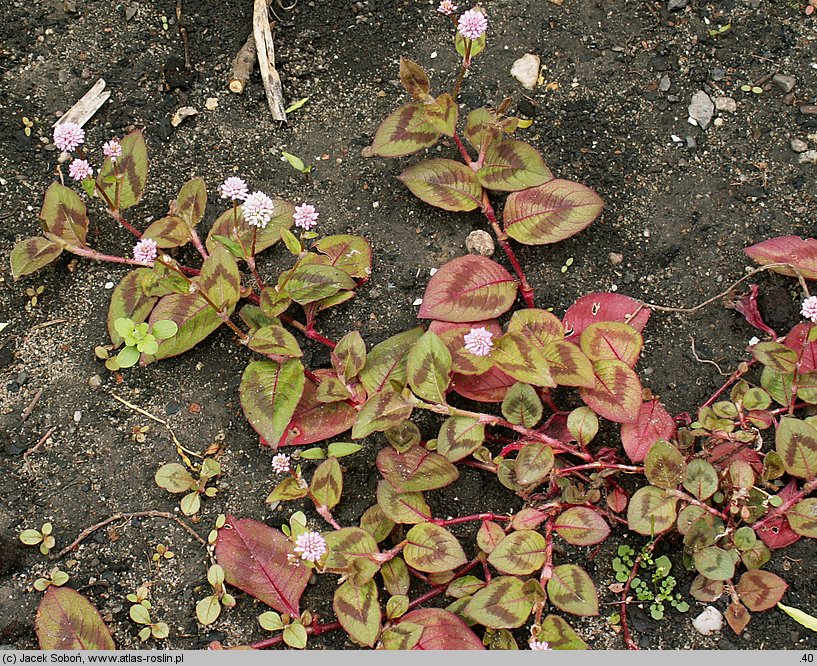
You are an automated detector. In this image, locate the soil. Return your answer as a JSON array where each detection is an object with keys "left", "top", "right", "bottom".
[{"left": 1, "top": 0, "right": 817, "bottom": 651}]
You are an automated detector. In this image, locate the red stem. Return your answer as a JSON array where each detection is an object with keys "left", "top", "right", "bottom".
[
  {"left": 753, "top": 476, "right": 817, "bottom": 530},
  {"left": 248, "top": 621, "right": 343, "bottom": 649},
  {"left": 433, "top": 513, "right": 511, "bottom": 527},
  {"left": 702, "top": 360, "right": 756, "bottom": 408}
]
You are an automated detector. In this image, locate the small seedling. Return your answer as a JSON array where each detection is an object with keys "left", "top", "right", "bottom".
[
  {"left": 740, "top": 84, "right": 764, "bottom": 95},
  {"left": 127, "top": 586, "right": 169, "bottom": 641},
  {"left": 154, "top": 458, "right": 221, "bottom": 515},
  {"left": 612, "top": 544, "right": 689, "bottom": 620},
  {"left": 131, "top": 425, "right": 150, "bottom": 443},
  {"left": 281, "top": 151, "right": 313, "bottom": 174},
  {"left": 34, "top": 568, "right": 69, "bottom": 592},
  {"left": 20, "top": 523, "right": 55, "bottom": 555},
  {"left": 708, "top": 24, "right": 731, "bottom": 37},
  {"left": 195, "top": 564, "right": 236, "bottom": 626},
  {"left": 258, "top": 609, "right": 312, "bottom": 649},
  {"left": 22, "top": 116, "right": 33, "bottom": 137},
  {"left": 151, "top": 543, "right": 174, "bottom": 566},
  {"left": 25, "top": 285, "right": 44, "bottom": 309}
]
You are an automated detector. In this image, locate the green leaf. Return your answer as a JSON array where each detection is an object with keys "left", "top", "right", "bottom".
[
  {"left": 311, "top": 457, "right": 342, "bottom": 509},
  {"left": 447, "top": 575, "right": 486, "bottom": 599},
  {"left": 418, "top": 255, "right": 517, "bottom": 323},
  {"left": 477, "top": 521, "right": 507, "bottom": 554},
  {"left": 333, "top": 580, "right": 381, "bottom": 647},
  {"left": 10, "top": 237, "right": 63, "bottom": 279},
  {"left": 323, "top": 527, "right": 380, "bottom": 586},
  {"left": 151, "top": 320, "right": 177, "bottom": 340},
  {"left": 385, "top": 420, "right": 422, "bottom": 452},
  {"left": 155, "top": 463, "right": 195, "bottom": 493},
  {"left": 503, "top": 179, "right": 604, "bottom": 245},
  {"left": 95, "top": 129, "right": 148, "bottom": 210},
  {"left": 142, "top": 216, "right": 189, "bottom": 249},
  {"left": 436, "top": 416, "right": 485, "bottom": 462},
  {"left": 40, "top": 182, "right": 88, "bottom": 248},
  {"left": 198, "top": 244, "right": 240, "bottom": 310},
  {"left": 284, "top": 264, "right": 356, "bottom": 305},
  {"left": 116, "top": 345, "right": 140, "bottom": 368},
  {"left": 736, "top": 570, "right": 788, "bottom": 611},
  {"left": 381, "top": 557, "right": 410, "bottom": 596},
  {"left": 398, "top": 159, "right": 483, "bottom": 212},
  {"left": 195, "top": 595, "right": 221, "bottom": 626},
  {"left": 327, "top": 442, "right": 363, "bottom": 458},
  {"left": 105, "top": 270, "right": 156, "bottom": 346},
  {"left": 247, "top": 324, "right": 303, "bottom": 358},
  {"left": 352, "top": 390, "right": 413, "bottom": 439},
  {"left": 626, "top": 486, "right": 678, "bottom": 535},
  {"left": 486, "top": 530, "right": 546, "bottom": 575},
  {"left": 285, "top": 97, "right": 310, "bottom": 113},
  {"left": 778, "top": 602, "right": 817, "bottom": 633},
  {"left": 762, "top": 367, "right": 795, "bottom": 407},
  {"left": 644, "top": 439, "right": 686, "bottom": 489},
  {"left": 376, "top": 444, "right": 459, "bottom": 492},
  {"left": 316, "top": 376, "right": 352, "bottom": 403},
  {"left": 35, "top": 587, "right": 115, "bottom": 649},
  {"left": 205, "top": 200, "right": 294, "bottom": 259},
  {"left": 538, "top": 614, "right": 588, "bottom": 650},
  {"left": 690, "top": 575, "right": 724, "bottom": 602},
  {"left": 174, "top": 177, "right": 207, "bottom": 228},
  {"left": 381, "top": 622, "right": 423, "bottom": 650},
  {"left": 547, "top": 564, "right": 599, "bottom": 616},
  {"left": 265, "top": 477, "right": 309, "bottom": 503},
  {"left": 371, "top": 103, "right": 441, "bottom": 157},
  {"left": 424, "top": 93, "right": 458, "bottom": 137},
  {"left": 683, "top": 459, "right": 719, "bottom": 500},
  {"left": 752, "top": 341, "right": 798, "bottom": 373},
  {"left": 282, "top": 622, "right": 308, "bottom": 649},
  {"left": 455, "top": 29, "right": 486, "bottom": 59},
  {"left": 386, "top": 595, "right": 410, "bottom": 620},
  {"left": 580, "top": 321, "right": 643, "bottom": 367},
  {"left": 567, "top": 406, "right": 599, "bottom": 447},
  {"left": 501, "top": 382, "right": 543, "bottom": 427},
  {"left": 514, "top": 443, "right": 554, "bottom": 486},
  {"left": 476, "top": 139, "right": 552, "bottom": 192},
  {"left": 332, "top": 330, "right": 367, "bottom": 382},
  {"left": 553, "top": 507, "right": 610, "bottom": 546},
  {"left": 464, "top": 577, "right": 533, "bottom": 629},
  {"left": 376, "top": 481, "right": 432, "bottom": 524},
  {"left": 492, "top": 332, "right": 555, "bottom": 387},
  {"left": 19, "top": 529, "right": 43, "bottom": 546},
  {"left": 180, "top": 491, "right": 201, "bottom": 516},
  {"left": 129, "top": 603, "right": 152, "bottom": 625},
  {"left": 281, "top": 151, "right": 312, "bottom": 174},
  {"left": 579, "top": 359, "right": 642, "bottom": 424},
  {"left": 404, "top": 523, "right": 466, "bottom": 573},
  {"left": 407, "top": 330, "right": 451, "bottom": 403},
  {"left": 147, "top": 292, "right": 229, "bottom": 362},
  {"left": 258, "top": 611, "right": 284, "bottom": 631},
  {"left": 776, "top": 417, "right": 817, "bottom": 479},
  {"left": 240, "top": 360, "right": 306, "bottom": 446},
  {"left": 693, "top": 547, "right": 735, "bottom": 581},
  {"left": 399, "top": 57, "right": 430, "bottom": 100},
  {"left": 787, "top": 498, "right": 817, "bottom": 537},
  {"left": 310, "top": 234, "right": 373, "bottom": 280},
  {"left": 359, "top": 327, "right": 424, "bottom": 394}
]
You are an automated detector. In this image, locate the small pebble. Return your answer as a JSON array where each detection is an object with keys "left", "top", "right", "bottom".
[
  {"left": 800, "top": 105, "right": 817, "bottom": 116},
  {"left": 713, "top": 117, "right": 724, "bottom": 127},
  {"left": 511, "top": 53, "right": 541, "bottom": 90},
  {"left": 73, "top": 411, "right": 82, "bottom": 423},
  {"left": 88, "top": 374, "right": 103, "bottom": 389},
  {"left": 658, "top": 75, "right": 670, "bottom": 92},
  {"left": 791, "top": 138, "right": 808, "bottom": 153},
  {"left": 693, "top": 606, "right": 723, "bottom": 636},
  {"left": 608, "top": 252, "right": 623, "bottom": 265},
  {"left": 465, "top": 230, "right": 495, "bottom": 257},
  {"left": 166, "top": 402, "right": 181, "bottom": 415},
  {"left": 714, "top": 97, "right": 737, "bottom": 113},
  {"left": 772, "top": 74, "right": 796, "bottom": 94},
  {"left": 799, "top": 150, "right": 817, "bottom": 165},
  {"left": 104, "top": 281, "right": 114, "bottom": 289}
]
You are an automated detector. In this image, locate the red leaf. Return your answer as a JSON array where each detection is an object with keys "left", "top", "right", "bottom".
[
  {"left": 451, "top": 366, "right": 516, "bottom": 402},
  {"left": 757, "top": 480, "right": 801, "bottom": 550},
  {"left": 398, "top": 609, "right": 484, "bottom": 650},
  {"left": 620, "top": 399, "right": 676, "bottom": 462},
  {"left": 707, "top": 441, "right": 762, "bottom": 472},
  {"left": 563, "top": 293, "right": 650, "bottom": 341},
  {"left": 783, "top": 323, "right": 817, "bottom": 373},
  {"left": 215, "top": 515, "right": 310, "bottom": 615},
  {"left": 727, "top": 284, "right": 776, "bottom": 338},
  {"left": 745, "top": 236, "right": 817, "bottom": 280},
  {"left": 35, "top": 587, "right": 115, "bottom": 650}
]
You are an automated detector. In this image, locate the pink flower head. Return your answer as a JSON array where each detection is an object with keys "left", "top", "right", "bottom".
[
  {"left": 271, "top": 453, "right": 291, "bottom": 474},
  {"left": 68, "top": 159, "right": 93, "bottom": 181},
  {"left": 458, "top": 8, "right": 488, "bottom": 40},
  {"left": 463, "top": 326, "right": 493, "bottom": 356},
  {"left": 437, "top": 0, "right": 458, "bottom": 15},
  {"left": 53, "top": 122, "right": 85, "bottom": 152},
  {"left": 529, "top": 640, "right": 551, "bottom": 650},
  {"left": 293, "top": 531, "right": 327, "bottom": 563},
  {"left": 219, "top": 176, "right": 249, "bottom": 202},
  {"left": 242, "top": 191, "right": 276, "bottom": 228},
  {"left": 103, "top": 139, "right": 122, "bottom": 162},
  {"left": 293, "top": 203, "right": 319, "bottom": 231},
  {"left": 133, "top": 238, "right": 158, "bottom": 265},
  {"left": 802, "top": 296, "right": 817, "bottom": 323}
]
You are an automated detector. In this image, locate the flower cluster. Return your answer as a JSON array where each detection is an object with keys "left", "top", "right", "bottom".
[
  {"left": 437, "top": 0, "right": 458, "bottom": 15},
  {"left": 463, "top": 326, "right": 493, "bottom": 356},
  {"left": 103, "top": 139, "right": 122, "bottom": 162},
  {"left": 242, "top": 191, "right": 276, "bottom": 229},
  {"left": 293, "top": 531, "right": 327, "bottom": 563},
  {"left": 133, "top": 238, "right": 158, "bottom": 265},
  {"left": 802, "top": 296, "right": 817, "bottom": 323},
  {"left": 68, "top": 159, "right": 93, "bottom": 182},
  {"left": 219, "top": 176, "right": 249, "bottom": 202},
  {"left": 294, "top": 203, "right": 319, "bottom": 231},
  {"left": 529, "top": 640, "right": 551, "bottom": 650},
  {"left": 53, "top": 122, "right": 85, "bottom": 153},
  {"left": 457, "top": 8, "right": 487, "bottom": 40},
  {"left": 271, "top": 453, "right": 291, "bottom": 474}
]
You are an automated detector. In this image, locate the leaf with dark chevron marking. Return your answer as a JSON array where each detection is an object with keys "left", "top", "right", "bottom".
[
  {"left": 10, "top": 237, "right": 63, "bottom": 280},
  {"left": 40, "top": 182, "right": 88, "bottom": 248},
  {"left": 371, "top": 103, "right": 440, "bottom": 157},
  {"left": 95, "top": 130, "right": 148, "bottom": 210},
  {"left": 399, "top": 159, "right": 483, "bottom": 212}
]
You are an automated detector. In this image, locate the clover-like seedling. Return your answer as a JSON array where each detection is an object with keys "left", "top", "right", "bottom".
[
  {"left": 132, "top": 425, "right": 150, "bottom": 443},
  {"left": 258, "top": 609, "right": 312, "bottom": 649},
  {"left": 33, "top": 567, "right": 69, "bottom": 592},
  {"left": 195, "top": 564, "right": 236, "bottom": 626},
  {"left": 155, "top": 458, "right": 221, "bottom": 516},
  {"left": 151, "top": 543, "right": 174, "bottom": 567},
  {"left": 20, "top": 523, "right": 55, "bottom": 555},
  {"left": 109, "top": 317, "right": 178, "bottom": 370},
  {"left": 127, "top": 586, "right": 169, "bottom": 641}
]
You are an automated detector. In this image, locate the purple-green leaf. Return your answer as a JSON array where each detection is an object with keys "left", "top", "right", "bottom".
[
  {"left": 359, "top": 327, "right": 424, "bottom": 395},
  {"left": 376, "top": 480, "right": 432, "bottom": 524},
  {"left": 311, "top": 457, "right": 342, "bottom": 509},
  {"left": 514, "top": 442, "right": 554, "bottom": 486},
  {"left": 174, "top": 177, "right": 207, "bottom": 228},
  {"left": 309, "top": 234, "right": 373, "bottom": 280},
  {"left": 407, "top": 330, "right": 451, "bottom": 403},
  {"left": 464, "top": 576, "right": 534, "bottom": 629},
  {"left": 424, "top": 94, "right": 458, "bottom": 137},
  {"left": 332, "top": 330, "right": 367, "bottom": 382},
  {"left": 399, "top": 159, "right": 483, "bottom": 212},
  {"left": 199, "top": 244, "right": 241, "bottom": 310},
  {"left": 546, "top": 564, "right": 599, "bottom": 616},
  {"left": 40, "top": 182, "right": 88, "bottom": 248},
  {"left": 644, "top": 439, "right": 686, "bottom": 489},
  {"left": 486, "top": 530, "right": 546, "bottom": 575},
  {"left": 503, "top": 179, "right": 603, "bottom": 245},
  {"left": 404, "top": 523, "right": 466, "bottom": 573},
  {"left": 10, "top": 237, "right": 63, "bottom": 280},
  {"left": 393, "top": 609, "right": 484, "bottom": 650},
  {"left": 538, "top": 614, "right": 588, "bottom": 650},
  {"left": 553, "top": 507, "right": 610, "bottom": 546},
  {"left": 142, "top": 216, "right": 190, "bottom": 248},
  {"left": 215, "top": 515, "right": 309, "bottom": 615},
  {"left": 371, "top": 103, "right": 441, "bottom": 157},
  {"left": 579, "top": 359, "right": 642, "bottom": 423},
  {"left": 376, "top": 444, "right": 459, "bottom": 492},
  {"left": 476, "top": 139, "right": 552, "bottom": 192},
  {"left": 775, "top": 417, "right": 817, "bottom": 479},
  {"left": 493, "top": 333, "right": 555, "bottom": 388},
  {"left": 436, "top": 416, "right": 485, "bottom": 462},
  {"left": 323, "top": 527, "right": 380, "bottom": 586},
  {"left": 580, "top": 321, "right": 643, "bottom": 367},
  {"left": 247, "top": 323, "right": 303, "bottom": 358},
  {"left": 352, "top": 390, "right": 413, "bottom": 439},
  {"left": 35, "top": 586, "right": 115, "bottom": 650},
  {"left": 399, "top": 57, "right": 431, "bottom": 100},
  {"left": 334, "top": 580, "right": 381, "bottom": 647},
  {"left": 148, "top": 292, "right": 228, "bottom": 361},
  {"left": 418, "top": 255, "right": 517, "bottom": 323},
  {"left": 95, "top": 129, "right": 148, "bottom": 210},
  {"left": 627, "top": 486, "right": 678, "bottom": 535},
  {"left": 736, "top": 570, "right": 788, "bottom": 611},
  {"left": 240, "top": 359, "right": 306, "bottom": 446},
  {"left": 745, "top": 235, "right": 817, "bottom": 280}
]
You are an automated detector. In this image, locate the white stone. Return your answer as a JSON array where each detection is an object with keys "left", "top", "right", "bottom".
[
  {"left": 511, "top": 53, "right": 541, "bottom": 90},
  {"left": 799, "top": 150, "right": 817, "bottom": 165},
  {"left": 466, "top": 230, "right": 495, "bottom": 257},
  {"left": 714, "top": 96, "right": 737, "bottom": 113},
  {"left": 688, "top": 91, "right": 714, "bottom": 129},
  {"left": 693, "top": 606, "right": 723, "bottom": 635}
]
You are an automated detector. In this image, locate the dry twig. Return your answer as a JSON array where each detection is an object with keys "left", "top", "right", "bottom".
[
  {"left": 253, "top": 0, "right": 287, "bottom": 121},
  {"left": 23, "top": 426, "right": 57, "bottom": 473}
]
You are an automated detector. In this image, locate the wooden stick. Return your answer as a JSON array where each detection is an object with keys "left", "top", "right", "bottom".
[
  {"left": 253, "top": 0, "right": 287, "bottom": 121},
  {"left": 229, "top": 34, "right": 257, "bottom": 94},
  {"left": 23, "top": 426, "right": 57, "bottom": 473},
  {"left": 52, "top": 78, "right": 110, "bottom": 129}
]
